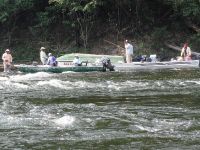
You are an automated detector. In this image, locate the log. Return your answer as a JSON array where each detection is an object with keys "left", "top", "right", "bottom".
[{"left": 165, "top": 42, "right": 200, "bottom": 56}]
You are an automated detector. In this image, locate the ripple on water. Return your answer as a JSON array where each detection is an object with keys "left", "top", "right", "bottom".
[
  {"left": 0, "top": 71, "right": 199, "bottom": 149},
  {"left": 9, "top": 72, "right": 52, "bottom": 82}
]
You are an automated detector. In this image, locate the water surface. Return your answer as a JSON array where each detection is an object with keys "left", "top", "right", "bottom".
[{"left": 0, "top": 69, "right": 200, "bottom": 149}]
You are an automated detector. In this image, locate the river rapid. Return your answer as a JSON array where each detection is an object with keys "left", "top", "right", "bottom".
[{"left": 0, "top": 69, "right": 200, "bottom": 150}]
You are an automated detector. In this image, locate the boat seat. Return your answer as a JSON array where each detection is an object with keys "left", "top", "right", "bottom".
[{"left": 81, "top": 61, "right": 88, "bottom": 66}]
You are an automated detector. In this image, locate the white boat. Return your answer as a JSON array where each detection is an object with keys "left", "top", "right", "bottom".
[{"left": 114, "top": 60, "right": 200, "bottom": 71}]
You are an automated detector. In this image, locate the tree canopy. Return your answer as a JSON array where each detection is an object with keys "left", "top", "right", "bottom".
[{"left": 0, "top": 0, "right": 200, "bottom": 60}]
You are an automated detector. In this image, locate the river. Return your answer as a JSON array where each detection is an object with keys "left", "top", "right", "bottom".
[{"left": 0, "top": 69, "right": 200, "bottom": 149}]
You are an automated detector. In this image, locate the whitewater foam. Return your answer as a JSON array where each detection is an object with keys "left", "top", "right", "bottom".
[
  {"left": 36, "top": 79, "right": 74, "bottom": 89},
  {"left": 0, "top": 77, "right": 9, "bottom": 81},
  {"left": 9, "top": 72, "right": 52, "bottom": 82},
  {"left": 53, "top": 115, "right": 75, "bottom": 127}
]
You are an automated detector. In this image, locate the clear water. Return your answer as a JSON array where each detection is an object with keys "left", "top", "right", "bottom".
[{"left": 0, "top": 69, "right": 200, "bottom": 149}]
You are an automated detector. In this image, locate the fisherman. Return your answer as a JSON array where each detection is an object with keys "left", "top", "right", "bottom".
[
  {"left": 2, "top": 49, "right": 13, "bottom": 73},
  {"left": 40, "top": 47, "right": 48, "bottom": 65},
  {"left": 181, "top": 43, "right": 192, "bottom": 61},
  {"left": 47, "top": 53, "right": 57, "bottom": 66},
  {"left": 73, "top": 55, "right": 82, "bottom": 66},
  {"left": 124, "top": 39, "right": 133, "bottom": 63},
  {"left": 100, "top": 56, "right": 115, "bottom": 71}
]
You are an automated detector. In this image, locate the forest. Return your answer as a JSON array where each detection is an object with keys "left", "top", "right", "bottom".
[{"left": 0, "top": 0, "right": 200, "bottom": 61}]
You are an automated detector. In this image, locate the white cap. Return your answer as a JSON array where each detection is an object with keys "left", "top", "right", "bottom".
[
  {"left": 5, "top": 49, "right": 10, "bottom": 52},
  {"left": 40, "top": 47, "right": 46, "bottom": 50}
]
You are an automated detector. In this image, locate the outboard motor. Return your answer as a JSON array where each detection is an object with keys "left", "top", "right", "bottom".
[{"left": 100, "top": 57, "right": 115, "bottom": 71}]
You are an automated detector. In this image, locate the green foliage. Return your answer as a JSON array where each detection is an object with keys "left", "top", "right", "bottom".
[
  {"left": 0, "top": 0, "right": 34, "bottom": 23},
  {"left": 0, "top": 0, "right": 200, "bottom": 60},
  {"left": 165, "top": 0, "right": 200, "bottom": 21},
  {"left": 12, "top": 45, "right": 37, "bottom": 62},
  {"left": 66, "top": 46, "right": 91, "bottom": 54},
  {"left": 50, "top": 0, "right": 101, "bottom": 48},
  {"left": 0, "top": 11, "right": 8, "bottom": 23},
  {"left": 36, "top": 5, "right": 62, "bottom": 28},
  {"left": 190, "top": 33, "right": 200, "bottom": 50}
]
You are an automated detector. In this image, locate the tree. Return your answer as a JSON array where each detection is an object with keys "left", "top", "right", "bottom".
[
  {"left": 49, "top": 0, "right": 100, "bottom": 48},
  {"left": 0, "top": 0, "right": 35, "bottom": 45}
]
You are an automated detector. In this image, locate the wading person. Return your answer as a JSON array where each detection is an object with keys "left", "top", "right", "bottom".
[
  {"left": 2, "top": 49, "right": 13, "bottom": 73},
  {"left": 124, "top": 40, "right": 133, "bottom": 63},
  {"left": 40, "top": 47, "right": 48, "bottom": 65},
  {"left": 181, "top": 43, "right": 192, "bottom": 61}
]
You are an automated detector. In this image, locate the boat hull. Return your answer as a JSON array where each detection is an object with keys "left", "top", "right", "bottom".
[
  {"left": 15, "top": 60, "right": 200, "bottom": 73},
  {"left": 15, "top": 65, "right": 104, "bottom": 73},
  {"left": 114, "top": 60, "right": 200, "bottom": 71}
]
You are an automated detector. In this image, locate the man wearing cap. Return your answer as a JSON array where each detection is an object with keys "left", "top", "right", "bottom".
[
  {"left": 40, "top": 47, "right": 48, "bottom": 65},
  {"left": 2, "top": 49, "right": 13, "bottom": 72},
  {"left": 73, "top": 55, "right": 82, "bottom": 66},
  {"left": 47, "top": 53, "right": 57, "bottom": 66},
  {"left": 124, "top": 40, "right": 133, "bottom": 63}
]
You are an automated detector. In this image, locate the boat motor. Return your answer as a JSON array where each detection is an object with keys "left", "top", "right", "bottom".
[{"left": 100, "top": 57, "right": 115, "bottom": 71}]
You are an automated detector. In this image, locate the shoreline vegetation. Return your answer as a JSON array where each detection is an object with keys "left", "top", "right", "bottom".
[{"left": 0, "top": 0, "right": 200, "bottom": 62}]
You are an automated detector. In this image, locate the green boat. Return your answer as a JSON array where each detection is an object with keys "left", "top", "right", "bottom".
[
  {"left": 56, "top": 53, "right": 124, "bottom": 64},
  {"left": 15, "top": 53, "right": 123, "bottom": 73},
  {"left": 15, "top": 65, "right": 104, "bottom": 73}
]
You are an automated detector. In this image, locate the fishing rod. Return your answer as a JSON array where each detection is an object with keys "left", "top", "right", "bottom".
[{"left": 103, "top": 39, "right": 125, "bottom": 50}]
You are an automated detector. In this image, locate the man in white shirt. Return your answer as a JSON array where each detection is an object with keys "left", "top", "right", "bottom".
[
  {"left": 124, "top": 40, "right": 133, "bottom": 63},
  {"left": 73, "top": 55, "right": 82, "bottom": 66},
  {"left": 40, "top": 47, "right": 48, "bottom": 65}
]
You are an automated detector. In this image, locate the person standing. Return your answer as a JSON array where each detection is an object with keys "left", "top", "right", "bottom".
[
  {"left": 181, "top": 43, "right": 192, "bottom": 61},
  {"left": 2, "top": 49, "right": 13, "bottom": 73},
  {"left": 40, "top": 47, "right": 48, "bottom": 65},
  {"left": 124, "top": 40, "right": 133, "bottom": 63}
]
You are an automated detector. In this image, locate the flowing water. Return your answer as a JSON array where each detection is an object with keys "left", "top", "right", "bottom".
[{"left": 0, "top": 69, "right": 200, "bottom": 150}]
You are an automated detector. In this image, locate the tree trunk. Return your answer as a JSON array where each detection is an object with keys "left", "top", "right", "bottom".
[
  {"left": 8, "top": 32, "right": 12, "bottom": 46},
  {"left": 75, "top": 28, "right": 81, "bottom": 47}
]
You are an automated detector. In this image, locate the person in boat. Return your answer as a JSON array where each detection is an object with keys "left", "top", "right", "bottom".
[
  {"left": 40, "top": 47, "right": 48, "bottom": 65},
  {"left": 181, "top": 43, "right": 192, "bottom": 61},
  {"left": 2, "top": 49, "right": 13, "bottom": 73},
  {"left": 100, "top": 56, "right": 115, "bottom": 71},
  {"left": 73, "top": 55, "right": 82, "bottom": 66},
  {"left": 141, "top": 55, "right": 147, "bottom": 62},
  {"left": 124, "top": 39, "right": 133, "bottom": 63},
  {"left": 47, "top": 53, "right": 57, "bottom": 66}
]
